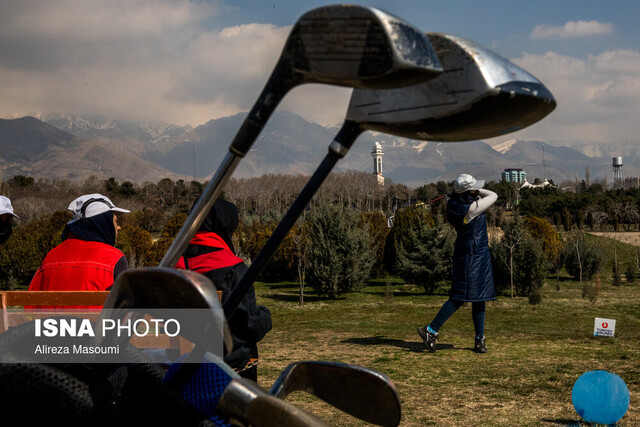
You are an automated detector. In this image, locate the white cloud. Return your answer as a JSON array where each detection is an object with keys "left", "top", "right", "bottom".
[
  {"left": 1, "top": 0, "right": 638, "bottom": 152},
  {"left": 0, "top": 0, "right": 352, "bottom": 127},
  {"left": 502, "top": 49, "right": 640, "bottom": 145},
  {"left": 531, "top": 20, "right": 613, "bottom": 39},
  {"left": 0, "top": 0, "right": 363, "bottom": 127}
]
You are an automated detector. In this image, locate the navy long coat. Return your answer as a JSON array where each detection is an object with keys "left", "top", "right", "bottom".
[{"left": 446, "top": 193, "right": 496, "bottom": 302}]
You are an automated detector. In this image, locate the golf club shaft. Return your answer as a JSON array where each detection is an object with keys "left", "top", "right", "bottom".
[
  {"left": 160, "top": 63, "right": 296, "bottom": 268},
  {"left": 218, "top": 378, "right": 329, "bottom": 426},
  {"left": 223, "top": 121, "right": 363, "bottom": 319}
]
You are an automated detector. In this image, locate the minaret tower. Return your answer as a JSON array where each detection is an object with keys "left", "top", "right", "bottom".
[{"left": 371, "top": 142, "right": 384, "bottom": 185}]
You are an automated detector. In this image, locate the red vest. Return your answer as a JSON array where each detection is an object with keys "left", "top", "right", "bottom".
[
  {"left": 28, "top": 238, "right": 125, "bottom": 309},
  {"left": 175, "top": 232, "right": 244, "bottom": 273}
]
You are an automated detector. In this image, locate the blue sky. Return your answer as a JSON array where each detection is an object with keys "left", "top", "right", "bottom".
[{"left": 1, "top": 0, "right": 639, "bottom": 152}]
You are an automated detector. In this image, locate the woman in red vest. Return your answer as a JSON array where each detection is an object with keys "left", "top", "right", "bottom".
[
  {"left": 29, "top": 193, "right": 130, "bottom": 309},
  {"left": 176, "top": 198, "right": 272, "bottom": 381}
]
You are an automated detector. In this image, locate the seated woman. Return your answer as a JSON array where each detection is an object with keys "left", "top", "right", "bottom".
[
  {"left": 28, "top": 193, "right": 130, "bottom": 310},
  {"left": 176, "top": 198, "right": 272, "bottom": 381}
]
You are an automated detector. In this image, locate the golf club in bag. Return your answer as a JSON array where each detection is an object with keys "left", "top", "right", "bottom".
[
  {"left": 1, "top": 5, "right": 444, "bottom": 427},
  {"left": 141, "top": 4, "right": 442, "bottom": 424},
  {"left": 156, "top": 2, "right": 443, "bottom": 417},
  {"left": 222, "top": 32, "right": 557, "bottom": 321}
]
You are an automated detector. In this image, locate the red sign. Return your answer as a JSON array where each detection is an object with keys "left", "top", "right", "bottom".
[{"left": 602, "top": 322, "right": 608, "bottom": 328}]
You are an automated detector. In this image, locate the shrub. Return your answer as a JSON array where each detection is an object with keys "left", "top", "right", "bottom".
[
  {"left": 582, "top": 273, "right": 601, "bottom": 303},
  {"left": 305, "top": 203, "right": 374, "bottom": 298},
  {"left": 491, "top": 216, "right": 546, "bottom": 300},
  {"left": 394, "top": 218, "right": 454, "bottom": 295},
  {"left": 612, "top": 262, "right": 622, "bottom": 287},
  {"left": 0, "top": 210, "right": 72, "bottom": 288},
  {"left": 359, "top": 211, "right": 390, "bottom": 278},
  {"left": 125, "top": 208, "right": 165, "bottom": 233},
  {"left": 625, "top": 264, "right": 636, "bottom": 284},
  {"left": 565, "top": 233, "right": 602, "bottom": 282},
  {"left": 383, "top": 206, "right": 435, "bottom": 274},
  {"left": 117, "top": 225, "right": 155, "bottom": 267},
  {"left": 525, "top": 216, "right": 562, "bottom": 270},
  {"left": 237, "top": 215, "right": 298, "bottom": 282},
  {"left": 151, "top": 212, "right": 186, "bottom": 263}
]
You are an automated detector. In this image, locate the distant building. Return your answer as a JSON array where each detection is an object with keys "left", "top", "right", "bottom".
[
  {"left": 371, "top": 142, "right": 384, "bottom": 185},
  {"left": 502, "top": 168, "right": 526, "bottom": 183},
  {"left": 622, "top": 177, "right": 640, "bottom": 190},
  {"left": 520, "top": 178, "right": 555, "bottom": 189}
]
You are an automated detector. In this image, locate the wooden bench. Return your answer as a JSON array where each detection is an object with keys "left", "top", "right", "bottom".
[
  {"left": 0, "top": 291, "right": 194, "bottom": 353},
  {"left": 0, "top": 290, "right": 257, "bottom": 371},
  {"left": 0, "top": 291, "right": 109, "bottom": 332}
]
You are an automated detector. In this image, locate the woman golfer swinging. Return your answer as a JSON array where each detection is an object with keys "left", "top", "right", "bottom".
[{"left": 417, "top": 174, "right": 497, "bottom": 353}]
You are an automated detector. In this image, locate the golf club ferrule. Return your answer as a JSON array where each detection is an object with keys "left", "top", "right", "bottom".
[
  {"left": 329, "top": 120, "right": 363, "bottom": 158},
  {"left": 218, "top": 378, "right": 261, "bottom": 419},
  {"left": 329, "top": 140, "right": 349, "bottom": 158}
]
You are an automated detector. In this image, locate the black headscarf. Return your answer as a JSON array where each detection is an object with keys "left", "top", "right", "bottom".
[
  {"left": 450, "top": 190, "right": 480, "bottom": 205},
  {"left": 0, "top": 221, "right": 13, "bottom": 244},
  {"left": 197, "top": 198, "right": 238, "bottom": 254},
  {"left": 62, "top": 211, "right": 117, "bottom": 246}
]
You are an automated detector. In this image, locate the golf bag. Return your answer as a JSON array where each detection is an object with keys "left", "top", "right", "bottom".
[{"left": 0, "top": 319, "right": 220, "bottom": 426}]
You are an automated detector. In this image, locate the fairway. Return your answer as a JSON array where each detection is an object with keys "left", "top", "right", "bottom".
[{"left": 254, "top": 278, "right": 639, "bottom": 426}]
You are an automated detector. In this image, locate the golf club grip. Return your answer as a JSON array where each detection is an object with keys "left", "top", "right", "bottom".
[
  {"left": 223, "top": 122, "right": 363, "bottom": 319},
  {"left": 230, "top": 61, "right": 296, "bottom": 157},
  {"left": 244, "top": 394, "right": 330, "bottom": 427}
]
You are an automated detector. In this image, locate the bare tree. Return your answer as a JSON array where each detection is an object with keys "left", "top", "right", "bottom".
[
  {"left": 500, "top": 234, "right": 525, "bottom": 299},
  {"left": 621, "top": 202, "right": 639, "bottom": 231},
  {"left": 292, "top": 227, "right": 311, "bottom": 306},
  {"left": 568, "top": 231, "right": 584, "bottom": 287},
  {"left": 585, "top": 206, "right": 608, "bottom": 231},
  {"left": 497, "top": 218, "right": 527, "bottom": 299}
]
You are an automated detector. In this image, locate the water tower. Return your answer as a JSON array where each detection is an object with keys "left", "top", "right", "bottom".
[{"left": 612, "top": 156, "right": 623, "bottom": 189}]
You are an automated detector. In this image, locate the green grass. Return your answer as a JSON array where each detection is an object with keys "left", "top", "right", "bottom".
[{"left": 253, "top": 275, "right": 640, "bottom": 426}]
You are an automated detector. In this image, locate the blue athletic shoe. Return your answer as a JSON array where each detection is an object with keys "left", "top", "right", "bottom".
[
  {"left": 417, "top": 326, "right": 438, "bottom": 352},
  {"left": 474, "top": 336, "right": 487, "bottom": 353}
]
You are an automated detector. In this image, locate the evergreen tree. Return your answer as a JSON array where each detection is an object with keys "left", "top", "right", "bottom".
[
  {"left": 565, "top": 232, "right": 602, "bottom": 282},
  {"left": 625, "top": 264, "right": 636, "bottom": 284},
  {"left": 394, "top": 219, "right": 454, "bottom": 294},
  {"left": 491, "top": 216, "right": 545, "bottom": 301},
  {"left": 305, "top": 203, "right": 374, "bottom": 298}
]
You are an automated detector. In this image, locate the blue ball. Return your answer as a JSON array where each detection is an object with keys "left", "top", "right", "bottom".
[{"left": 572, "top": 370, "right": 630, "bottom": 425}]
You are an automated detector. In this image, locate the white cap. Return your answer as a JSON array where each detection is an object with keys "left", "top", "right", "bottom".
[
  {"left": 68, "top": 193, "right": 130, "bottom": 220},
  {"left": 454, "top": 174, "right": 485, "bottom": 193},
  {"left": 0, "top": 196, "right": 19, "bottom": 219}
]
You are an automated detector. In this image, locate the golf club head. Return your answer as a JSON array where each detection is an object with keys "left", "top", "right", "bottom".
[
  {"left": 161, "top": 5, "right": 444, "bottom": 269},
  {"left": 269, "top": 361, "right": 402, "bottom": 427},
  {"left": 346, "top": 33, "right": 557, "bottom": 141},
  {"left": 99, "top": 267, "right": 232, "bottom": 355},
  {"left": 283, "top": 5, "right": 443, "bottom": 89}
]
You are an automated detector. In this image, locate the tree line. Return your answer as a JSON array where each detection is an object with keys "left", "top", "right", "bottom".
[{"left": 0, "top": 174, "right": 636, "bottom": 304}]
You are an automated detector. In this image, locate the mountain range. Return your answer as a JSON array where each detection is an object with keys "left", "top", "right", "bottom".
[{"left": 1, "top": 113, "right": 638, "bottom": 187}]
